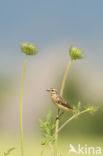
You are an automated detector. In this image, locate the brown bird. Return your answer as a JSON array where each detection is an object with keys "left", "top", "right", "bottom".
[{"left": 47, "top": 88, "right": 73, "bottom": 118}]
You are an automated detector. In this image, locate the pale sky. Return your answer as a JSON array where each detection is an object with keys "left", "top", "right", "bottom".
[{"left": 0, "top": 0, "right": 103, "bottom": 72}]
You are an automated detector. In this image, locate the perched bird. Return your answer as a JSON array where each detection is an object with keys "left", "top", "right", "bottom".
[{"left": 47, "top": 88, "right": 73, "bottom": 118}]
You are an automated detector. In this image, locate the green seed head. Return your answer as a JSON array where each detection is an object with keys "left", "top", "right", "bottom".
[
  {"left": 69, "top": 46, "right": 84, "bottom": 60},
  {"left": 21, "top": 42, "right": 38, "bottom": 55},
  {"left": 87, "top": 105, "right": 99, "bottom": 113}
]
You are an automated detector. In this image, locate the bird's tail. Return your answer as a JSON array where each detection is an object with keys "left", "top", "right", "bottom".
[{"left": 67, "top": 103, "right": 73, "bottom": 111}]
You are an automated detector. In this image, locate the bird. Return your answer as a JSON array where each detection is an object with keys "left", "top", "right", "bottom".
[{"left": 47, "top": 88, "right": 73, "bottom": 119}]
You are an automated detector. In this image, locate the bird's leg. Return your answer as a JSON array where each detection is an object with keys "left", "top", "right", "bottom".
[
  {"left": 58, "top": 111, "right": 64, "bottom": 119},
  {"left": 58, "top": 108, "right": 60, "bottom": 115},
  {"left": 56, "top": 110, "right": 64, "bottom": 120},
  {"left": 56, "top": 108, "right": 60, "bottom": 120}
]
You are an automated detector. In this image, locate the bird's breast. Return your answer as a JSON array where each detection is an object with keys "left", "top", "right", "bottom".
[{"left": 51, "top": 94, "right": 57, "bottom": 103}]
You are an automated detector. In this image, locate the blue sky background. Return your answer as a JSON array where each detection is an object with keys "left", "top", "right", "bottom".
[{"left": 0, "top": 0, "right": 103, "bottom": 72}]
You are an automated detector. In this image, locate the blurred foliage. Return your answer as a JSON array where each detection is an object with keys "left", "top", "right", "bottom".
[
  {"left": 0, "top": 135, "right": 102, "bottom": 156},
  {"left": 4, "top": 147, "right": 16, "bottom": 156},
  {"left": 39, "top": 110, "right": 55, "bottom": 145},
  {"left": 0, "top": 73, "right": 12, "bottom": 107},
  {"left": 55, "top": 70, "right": 103, "bottom": 136},
  {"left": 73, "top": 101, "right": 82, "bottom": 115}
]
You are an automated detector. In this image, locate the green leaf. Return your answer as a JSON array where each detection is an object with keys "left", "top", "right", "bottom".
[
  {"left": 41, "top": 140, "right": 46, "bottom": 145},
  {"left": 77, "top": 101, "right": 81, "bottom": 111},
  {"left": 73, "top": 102, "right": 82, "bottom": 118},
  {"left": 4, "top": 147, "right": 16, "bottom": 156},
  {"left": 87, "top": 105, "right": 99, "bottom": 114},
  {"left": 39, "top": 120, "right": 44, "bottom": 128},
  {"left": 39, "top": 110, "right": 55, "bottom": 146}
]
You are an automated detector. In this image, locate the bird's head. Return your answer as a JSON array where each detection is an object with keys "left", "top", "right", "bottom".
[{"left": 46, "top": 88, "right": 58, "bottom": 95}]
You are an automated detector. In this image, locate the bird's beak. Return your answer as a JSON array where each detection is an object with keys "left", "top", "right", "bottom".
[{"left": 46, "top": 89, "right": 50, "bottom": 92}]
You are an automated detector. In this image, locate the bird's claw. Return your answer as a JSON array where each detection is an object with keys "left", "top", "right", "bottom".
[{"left": 56, "top": 116, "right": 59, "bottom": 120}]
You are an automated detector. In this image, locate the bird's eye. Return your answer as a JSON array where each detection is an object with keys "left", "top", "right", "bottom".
[{"left": 51, "top": 89, "right": 54, "bottom": 92}]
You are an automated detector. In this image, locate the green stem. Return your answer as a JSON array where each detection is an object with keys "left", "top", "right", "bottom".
[
  {"left": 54, "top": 119, "right": 59, "bottom": 156},
  {"left": 49, "top": 142, "right": 54, "bottom": 156},
  {"left": 60, "top": 59, "right": 72, "bottom": 96},
  {"left": 55, "top": 109, "right": 89, "bottom": 135},
  {"left": 40, "top": 108, "right": 89, "bottom": 156},
  {"left": 40, "top": 141, "right": 48, "bottom": 156},
  {"left": 54, "top": 59, "right": 72, "bottom": 156},
  {"left": 20, "top": 55, "right": 28, "bottom": 156}
]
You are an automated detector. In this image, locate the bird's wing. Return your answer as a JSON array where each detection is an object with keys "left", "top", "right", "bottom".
[{"left": 56, "top": 96, "right": 72, "bottom": 110}]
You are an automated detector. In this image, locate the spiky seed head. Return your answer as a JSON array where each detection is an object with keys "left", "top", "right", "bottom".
[
  {"left": 87, "top": 105, "right": 99, "bottom": 113},
  {"left": 69, "top": 46, "right": 84, "bottom": 60},
  {"left": 21, "top": 42, "right": 38, "bottom": 55}
]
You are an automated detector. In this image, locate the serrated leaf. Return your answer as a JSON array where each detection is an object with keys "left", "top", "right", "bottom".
[
  {"left": 39, "top": 110, "right": 55, "bottom": 145},
  {"left": 41, "top": 140, "right": 46, "bottom": 145},
  {"left": 77, "top": 101, "right": 81, "bottom": 111}
]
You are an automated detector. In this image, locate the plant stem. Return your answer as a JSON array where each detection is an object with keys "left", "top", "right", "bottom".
[
  {"left": 20, "top": 55, "right": 28, "bottom": 156},
  {"left": 60, "top": 59, "right": 72, "bottom": 96},
  {"left": 40, "top": 140, "right": 50, "bottom": 156},
  {"left": 54, "top": 59, "right": 72, "bottom": 156},
  {"left": 49, "top": 143, "right": 54, "bottom": 156},
  {"left": 40, "top": 108, "right": 89, "bottom": 155},
  {"left": 55, "top": 109, "right": 89, "bottom": 136},
  {"left": 54, "top": 119, "right": 59, "bottom": 156}
]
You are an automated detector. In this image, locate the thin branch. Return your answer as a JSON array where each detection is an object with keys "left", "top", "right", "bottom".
[
  {"left": 60, "top": 59, "right": 72, "bottom": 96},
  {"left": 40, "top": 108, "right": 89, "bottom": 156},
  {"left": 54, "top": 109, "right": 89, "bottom": 136},
  {"left": 20, "top": 55, "right": 28, "bottom": 156}
]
